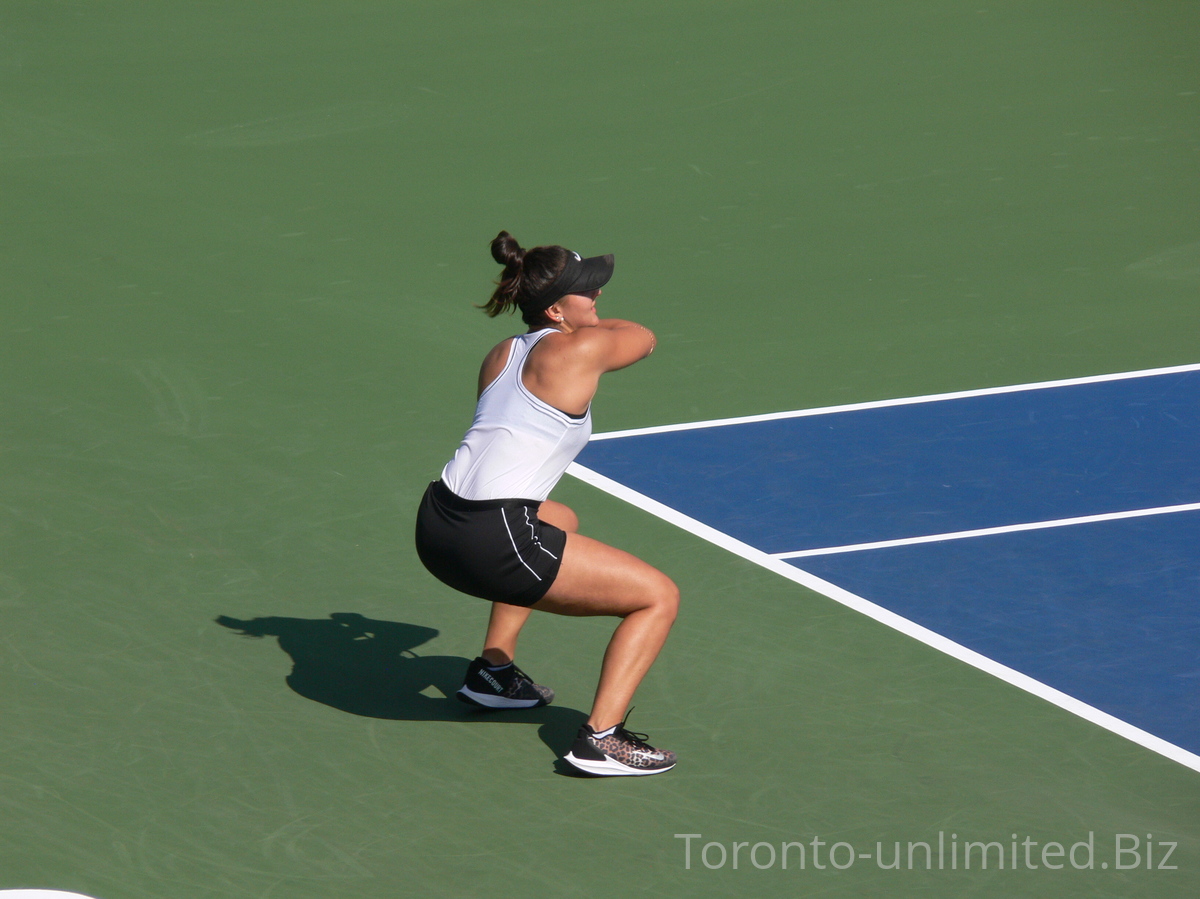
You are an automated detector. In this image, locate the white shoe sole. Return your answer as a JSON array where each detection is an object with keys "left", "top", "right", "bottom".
[
  {"left": 456, "top": 685, "right": 547, "bottom": 709},
  {"left": 562, "top": 751, "right": 676, "bottom": 777}
]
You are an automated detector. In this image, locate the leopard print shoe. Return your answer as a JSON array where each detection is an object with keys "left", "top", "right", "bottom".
[{"left": 563, "top": 716, "right": 676, "bottom": 776}]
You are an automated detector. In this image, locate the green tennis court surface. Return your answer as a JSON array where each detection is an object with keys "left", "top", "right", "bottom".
[{"left": 3, "top": 2, "right": 1198, "bottom": 897}]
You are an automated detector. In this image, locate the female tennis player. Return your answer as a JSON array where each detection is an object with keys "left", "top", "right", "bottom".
[{"left": 415, "top": 231, "right": 678, "bottom": 776}]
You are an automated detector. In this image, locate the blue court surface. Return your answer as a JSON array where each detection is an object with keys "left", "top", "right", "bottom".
[{"left": 570, "top": 364, "right": 1200, "bottom": 772}]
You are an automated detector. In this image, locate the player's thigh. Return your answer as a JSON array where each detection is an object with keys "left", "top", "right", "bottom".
[
  {"left": 539, "top": 499, "right": 578, "bottom": 533},
  {"left": 533, "top": 532, "right": 678, "bottom": 618}
]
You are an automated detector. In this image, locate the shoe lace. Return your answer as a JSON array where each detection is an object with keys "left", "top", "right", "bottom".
[{"left": 613, "top": 709, "right": 654, "bottom": 749}]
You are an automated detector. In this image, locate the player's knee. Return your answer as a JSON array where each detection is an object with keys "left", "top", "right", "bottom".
[
  {"left": 651, "top": 575, "right": 680, "bottom": 623},
  {"left": 560, "top": 506, "right": 579, "bottom": 533}
]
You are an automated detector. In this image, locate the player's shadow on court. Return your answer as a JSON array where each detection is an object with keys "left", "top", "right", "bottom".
[{"left": 214, "top": 612, "right": 587, "bottom": 764}]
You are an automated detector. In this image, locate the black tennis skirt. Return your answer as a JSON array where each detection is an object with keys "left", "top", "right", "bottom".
[{"left": 414, "top": 479, "right": 567, "bottom": 607}]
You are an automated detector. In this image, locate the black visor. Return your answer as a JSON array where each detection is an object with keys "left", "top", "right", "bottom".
[{"left": 529, "top": 251, "right": 614, "bottom": 310}]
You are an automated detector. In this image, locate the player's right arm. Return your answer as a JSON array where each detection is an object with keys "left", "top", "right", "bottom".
[
  {"left": 583, "top": 319, "right": 657, "bottom": 372},
  {"left": 522, "top": 322, "right": 657, "bottom": 416}
]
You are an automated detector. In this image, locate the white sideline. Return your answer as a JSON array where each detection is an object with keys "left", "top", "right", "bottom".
[
  {"left": 773, "top": 502, "right": 1200, "bottom": 559},
  {"left": 567, "top": 361, "right": 1200, "bottom": 774},
  {"left": 588, "top": 361, "right": 1200, "bottom": 441}
]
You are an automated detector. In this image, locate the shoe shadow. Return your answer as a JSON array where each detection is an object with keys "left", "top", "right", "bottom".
[{"left": 215, "top": 612, "right": 587, "bottom": 760}]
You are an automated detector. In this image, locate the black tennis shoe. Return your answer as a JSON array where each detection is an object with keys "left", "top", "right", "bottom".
[
  {"left": 456, "top": 657, "right": 554, "bottom": 709},
  {"left": 563, "top": 715, "right": 676, "bottom": 776}
]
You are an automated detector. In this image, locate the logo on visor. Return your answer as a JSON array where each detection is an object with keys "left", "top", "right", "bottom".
[{"left": 571, "top": 252, "right": 581, "bottom": 261}]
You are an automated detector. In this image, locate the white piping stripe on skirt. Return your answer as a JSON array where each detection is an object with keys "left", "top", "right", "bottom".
[
  {"left": 524, "top": 507, "right": 560, "bottom": 560},
  {"left": 501, "top": 507, "right": 542, "bottom": 582}
]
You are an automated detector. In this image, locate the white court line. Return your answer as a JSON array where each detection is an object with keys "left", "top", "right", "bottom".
[
  {"left": 566, "top": 462, "right": 1200, "bottom": 775},
  {"left": 588, "top": 361, "right": 1200, "bottom": 441},
  {"left": 775, "top": 502, "right": 1200, "bottom": 559}
]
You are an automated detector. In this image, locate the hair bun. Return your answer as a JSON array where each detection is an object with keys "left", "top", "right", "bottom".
[{"left": 491, "top": 230, "right": 525, "bottom": 269}]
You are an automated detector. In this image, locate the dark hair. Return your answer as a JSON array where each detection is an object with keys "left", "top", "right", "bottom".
[{"left": 482, "top": 231, "right": 571, "bottom": 326}]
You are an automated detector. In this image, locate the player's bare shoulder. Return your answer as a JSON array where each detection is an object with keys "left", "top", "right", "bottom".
[{"left": 477, "top": 336, "right": 516, "bottom": 397}]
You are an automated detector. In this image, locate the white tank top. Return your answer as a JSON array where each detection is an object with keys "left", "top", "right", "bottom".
[{"left": 441, "top": 329, "right": 592, "bottom": 501}]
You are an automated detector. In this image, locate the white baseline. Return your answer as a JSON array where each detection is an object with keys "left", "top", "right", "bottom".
[{"left": 567, "top": 463, "right": 1200, "bottom": 775}]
